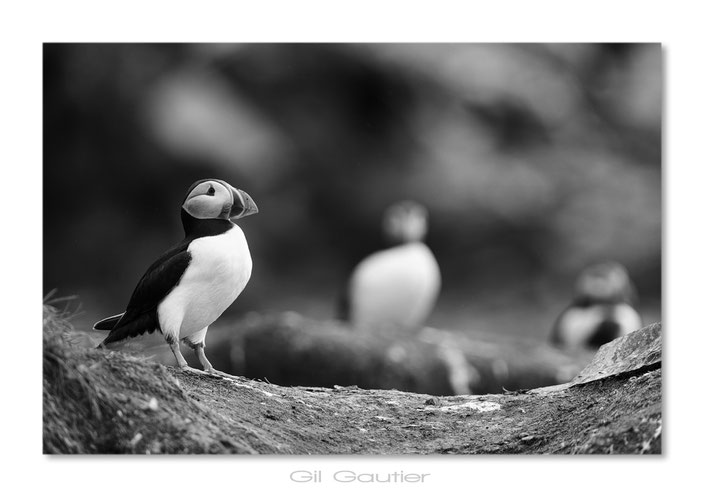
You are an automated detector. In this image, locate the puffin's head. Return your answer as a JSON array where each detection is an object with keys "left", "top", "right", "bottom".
[
  {"left": 382, "top": 201, "right": 429, "bottom": 244},
  {"left": 182, "top": 179, "right": 258, "bottom": 221},
  {"left": 574, "top": 261, "right": 635, "bottom": 303}
]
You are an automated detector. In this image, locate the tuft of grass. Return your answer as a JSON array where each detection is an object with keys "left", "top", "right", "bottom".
[
  {"left": 42, "top": 304, "right": 254, "bottom": 454},
  {"left": 43, "top": 291, "right": 85, "bottom": 345}
]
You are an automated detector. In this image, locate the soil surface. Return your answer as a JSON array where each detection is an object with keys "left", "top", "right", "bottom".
[{"left": 43, "top": 306, "right": 662, "bottom": 454}]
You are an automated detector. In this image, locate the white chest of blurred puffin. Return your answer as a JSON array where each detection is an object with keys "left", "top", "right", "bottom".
[
  {"left": 551, "top": 261, "right": 642, "bottom": 350},
  {"left": 344, "top": 201, "right": 441, "bottom": 330},
  {"left": 93, "top": 178, "right": 258, "bottom": 378}
]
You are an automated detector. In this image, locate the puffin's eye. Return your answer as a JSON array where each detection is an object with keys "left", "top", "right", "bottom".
[{"left": 207, "top": 186, "right": 215, "bottom": 196}]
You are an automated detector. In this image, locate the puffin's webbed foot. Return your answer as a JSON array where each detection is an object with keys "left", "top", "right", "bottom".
[
  {"left": 180, "top": 365, "right": 223, "bottom": 379},
  {"left": 204, "top": 368, "right": 240, "bottom": 380},
  {"left": 169, "top": 341, "right": 221, "bottom": 379}
]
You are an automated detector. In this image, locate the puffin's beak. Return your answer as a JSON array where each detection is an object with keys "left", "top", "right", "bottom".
[{"left": 230, "top": 188, "right": 259, "bottom": 219}]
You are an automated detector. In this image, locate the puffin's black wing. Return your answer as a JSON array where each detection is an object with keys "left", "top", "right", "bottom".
[
  {"left": 100, "top": 242, "right": 192, "bottom": 346},
  {"left": 550, "top": 309, "right": 566, "bottom": 346},
  {"left": 336, "top": 261, "right": 360, "bottom": 322},
  {"left": 337, "top": 284, "right": 350, "bottom": 321}
]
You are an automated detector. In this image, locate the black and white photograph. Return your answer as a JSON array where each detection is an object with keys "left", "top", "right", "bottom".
[
  {"left": 5, "top": 0, "right": 704, "bottom": 493},
  {"left": 42, "top": 42, "right": 663, "bottom": 456}
]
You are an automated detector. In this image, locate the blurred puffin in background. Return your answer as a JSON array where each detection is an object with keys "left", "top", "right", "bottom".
[
  {"left": 93, "top": 179, "right": 258, "bottom": 378},
  {"left": 339, "top": 201, "right": 441, "bottom": 331},
  {"left": 551, "top": 261, "right": 642, "bottom": 350}
]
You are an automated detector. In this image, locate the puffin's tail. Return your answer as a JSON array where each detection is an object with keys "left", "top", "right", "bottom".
[
  {"left": 93, "top": 313, "right": 124, "bottom": 331},
  {"left": 93, "top": 313, "right": 125, "bottom": 349}
]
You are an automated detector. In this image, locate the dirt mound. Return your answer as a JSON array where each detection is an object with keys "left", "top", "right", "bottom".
[{"left": 43, "top": 306, "right": 661, "bottom": 454}]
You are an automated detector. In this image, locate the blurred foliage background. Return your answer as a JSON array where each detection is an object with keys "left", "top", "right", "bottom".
[{"left": 43, "top": 43, "right": 661, "bottom": 343}]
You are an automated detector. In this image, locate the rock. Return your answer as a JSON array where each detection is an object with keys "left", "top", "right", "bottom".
[
  {"left": 228, "top": 312, "right": 593, "bottom": 395},
  {"left": 569, "top": 322, "right": 662, "bottom": 386}
]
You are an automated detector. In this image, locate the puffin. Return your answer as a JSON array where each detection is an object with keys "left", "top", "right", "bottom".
[
  {"left": 93, "top": 178, "right": 258, "bottom": 378},
  {"left": 551, "top": 261, "right": 642, "bottom": 350},
  {"left": 340, "top": 201, "right": 441, "bottom": 331}
]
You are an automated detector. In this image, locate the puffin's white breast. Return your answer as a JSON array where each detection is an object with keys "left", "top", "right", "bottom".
[
  {"left": 556, "top": 303, "right": 642, "bottom": 348},
  {"left": 613, "top": 304, "right": 642, "bottom": 335},
  {"left": 348, "top": 242, "right": 441, "bottom": 329},
  {"left": 158, "top": 226, "right": 252, "bottom": 340}
]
